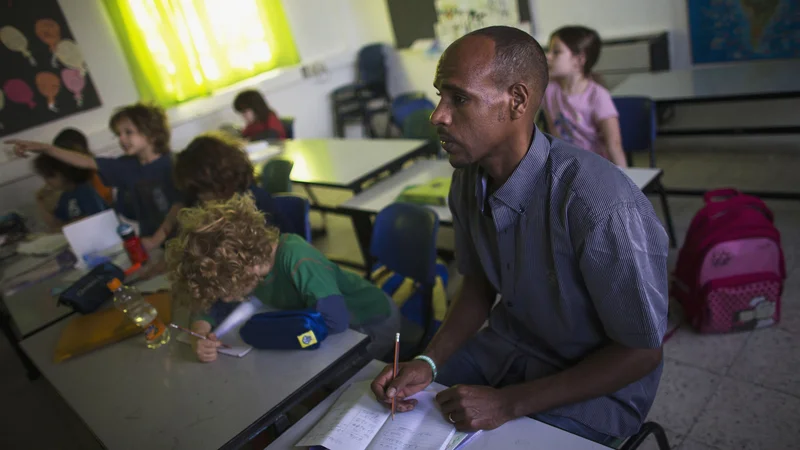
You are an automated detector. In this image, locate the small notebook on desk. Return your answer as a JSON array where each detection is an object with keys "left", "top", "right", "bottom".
[
  {"left": 395, "top": 177, "right": 451, "bottom": 207},
  {"left": 176, "top": 296, "right": 264, "bottom": 358},
  {"left": 297, "top": 381, "right": 476, "bottom": 450}
]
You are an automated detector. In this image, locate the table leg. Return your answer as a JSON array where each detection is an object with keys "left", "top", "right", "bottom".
[
  {"left": 653, "top": 180, "right": 677, "bottom": 248},
  {"left": 0, "top": 306, "right": 40, "bottom": 380},
  {"left": 302, "top": 185, "right": 328, "bottom": 236},
  {"left": 351, "top": 212, "right": 374, "bottom": 276}
]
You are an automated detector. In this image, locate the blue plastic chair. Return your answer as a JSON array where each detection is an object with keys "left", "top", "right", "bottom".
[
  {"left": 613, "top": 96, "right": 657, "bottom": 168},
  {"left": 272, "top": 194, "right": 312, "bottom": 242},
  {"left": 369, "top": 203, "right": 440, "bottom": 357},
  {"left": 390, "top": 92, "right": 436, "bottom": 131}
]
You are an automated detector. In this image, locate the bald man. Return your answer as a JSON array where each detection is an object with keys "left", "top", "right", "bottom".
[{"left": 371, "top": 26, "right": 669, "bottom": 445}]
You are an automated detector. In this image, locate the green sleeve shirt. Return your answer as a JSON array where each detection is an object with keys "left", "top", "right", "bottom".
[{"left": 251, "top": 234, "right": 390, "bottom": 325}]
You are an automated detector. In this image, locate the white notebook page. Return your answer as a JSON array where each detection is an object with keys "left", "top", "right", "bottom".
[
  {"left": 366, "top": 390, "right": 456, "bottom": 450},
  {"left": 296, "top": 381, "right": 389, "bottom": 450}
]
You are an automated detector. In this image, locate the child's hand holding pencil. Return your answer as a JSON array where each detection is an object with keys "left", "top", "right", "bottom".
[{"left": 170, "top": 323, "right": 231, "bottom": 363}]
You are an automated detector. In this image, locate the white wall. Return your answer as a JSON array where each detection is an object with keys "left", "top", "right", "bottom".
[
  {"left": 530, "top": 0, "right": 692, "bottom": 69},
  {"left": 0, "top": 0, "right": 395, "bottom": 214},
  {"left": 388, "top": 0, "right": 798, "bottom": 152}
]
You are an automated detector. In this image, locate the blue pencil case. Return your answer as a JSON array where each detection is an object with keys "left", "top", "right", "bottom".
[{"left": 240, "top": 310, "right": 329, "bottom": 350}]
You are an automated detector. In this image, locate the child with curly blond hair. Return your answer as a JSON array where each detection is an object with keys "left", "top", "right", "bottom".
[{"left": 166, "top": 194, "right": 400, "bottom": 363}]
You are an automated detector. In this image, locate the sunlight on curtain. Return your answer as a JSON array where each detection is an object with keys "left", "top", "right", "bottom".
[{"left": 103, "top": 0, "right": 299, "bottom": 106}]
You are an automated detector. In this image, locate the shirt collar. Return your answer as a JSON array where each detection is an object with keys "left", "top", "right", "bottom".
[{"left": 477, "top": 127, "right": 550, "bottom": 215}]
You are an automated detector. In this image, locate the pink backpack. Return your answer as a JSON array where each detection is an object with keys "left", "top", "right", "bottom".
[{"left": 672, "top": 189, "right": 785, "bottom": 333}]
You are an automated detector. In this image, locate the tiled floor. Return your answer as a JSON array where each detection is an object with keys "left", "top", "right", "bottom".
[{"left": 1, "top": 148, "right": 799, "bottom": 449}]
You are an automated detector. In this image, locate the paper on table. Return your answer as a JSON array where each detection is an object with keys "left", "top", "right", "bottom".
[
  {"left": 244, "top": 140, "right": 269, "bottom": 154},
  {"left": 366, "top": 390, "right": 456, "bottom": 450},
  {"left": 16, "top": 234, "right": 68, "bottom": 256},
  {"left": 245, "top": 141, "right": 281, "bottom": 164},
  {"left": 445, "top": 430, "right": 482, "bottom": 450},
  {"left": 297, "top": 381, "right": 457, "bottom": 450},
  {"left": 176, "top": 331, "right": 253, "bottom": 358},
  {"left": 296, "top": 381, "right": 389, "bottom": 450},
  {"left": 175, "top": 296, "right": 264, "bottom": 358},
  {"left": 63, "top": 210, "right": 122, "bottom": 269}
]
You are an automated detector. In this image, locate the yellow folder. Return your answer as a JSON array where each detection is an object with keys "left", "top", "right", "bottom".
[{"left": 53, "top": 292, "right": 173, "bottom": 363}]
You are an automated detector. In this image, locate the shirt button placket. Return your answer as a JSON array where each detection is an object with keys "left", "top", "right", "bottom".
[{"left": 505, "top": 227, "right": 515, "bottom": 308}]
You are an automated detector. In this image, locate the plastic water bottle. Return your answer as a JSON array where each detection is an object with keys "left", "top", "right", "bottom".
[
  {"left": 117, "top": 223, "right": 149, "bottom": 265},
  {"left": 106, "top": 278, "right": 170, "bottom": 349}
]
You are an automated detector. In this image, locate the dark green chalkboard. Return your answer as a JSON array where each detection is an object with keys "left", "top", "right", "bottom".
[{"left": 387, "top": 0, "right": 531, "bottom": 49}]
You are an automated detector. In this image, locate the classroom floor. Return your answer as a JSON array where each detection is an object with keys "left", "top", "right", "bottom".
[{"left": 2, "top": 147, "right": 799, "bottom": 450}]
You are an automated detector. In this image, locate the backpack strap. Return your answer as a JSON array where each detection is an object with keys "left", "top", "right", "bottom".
[{"left": 704, "top": 188, "right": 741, "bottom": 204}]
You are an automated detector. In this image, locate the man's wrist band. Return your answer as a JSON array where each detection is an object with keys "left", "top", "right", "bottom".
[{"left": 413, "top": 355, "right": 438, "bottom": 380}]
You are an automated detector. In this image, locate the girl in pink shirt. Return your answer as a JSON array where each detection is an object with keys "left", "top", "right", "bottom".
[{"left": 542, "top": 26, "right": 627, "bottom": 167}]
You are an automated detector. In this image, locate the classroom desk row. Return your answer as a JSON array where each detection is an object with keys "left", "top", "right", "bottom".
[
  {"left": 0, "top": 138, "right": 430, "bottom": 449},
  {"left": 612, "top": 58, "right": 800, "bottom": 200},
  {"left": 337, "top": 159, "right": 678, "bottom": 267},
  {"left": 2, "top": 137, "right": 432, "bottom": 366},
  {"left": 268, "top": 360, "right": 609, "bottom": 450},
  {"left": 3, "top": 138, "right": 673, "bottom": 449},
  {"left": 20, "top": 311, "right": 370, "bottom": 450}
]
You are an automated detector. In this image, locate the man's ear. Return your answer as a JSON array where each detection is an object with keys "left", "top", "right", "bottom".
[{"left": 509, "top": 82, "right": 530, "bottom": 120}]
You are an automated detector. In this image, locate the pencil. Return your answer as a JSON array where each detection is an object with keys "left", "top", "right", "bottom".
[
  {"left": 392, "top": 332, "right": 400, "bottom": 420},
  {"left": 169, "top": 323, "right": 232, "bottom": 349}
]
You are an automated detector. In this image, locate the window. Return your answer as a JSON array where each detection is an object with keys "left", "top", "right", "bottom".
[{"left": 103, "top": 0, "right": 299, "bottom": 106}]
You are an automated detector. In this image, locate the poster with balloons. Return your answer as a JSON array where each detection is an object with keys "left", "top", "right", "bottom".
[{"left": 0, "top": 0, "right": 101, "bottom": 138}]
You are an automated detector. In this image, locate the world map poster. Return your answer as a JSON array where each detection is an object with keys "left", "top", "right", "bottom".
[{"left": 688, "top": 0, "right": 800, "bottom": 64}]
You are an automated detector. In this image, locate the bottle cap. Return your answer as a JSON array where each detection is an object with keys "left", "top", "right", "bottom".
[
  {"left": 117, "top": 223, "right": 133, "bottom": 235},
  {"left": 106, "top": 278, "right": 122, "bottom": 291}
]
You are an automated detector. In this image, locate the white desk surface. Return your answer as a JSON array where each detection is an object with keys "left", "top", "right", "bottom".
[
  {"left": 2, "top": 249, "right": 167, "bottom": 338},
  {"left": 339, "top": 161, "right": 661, "bottom": 225},
  {"left": 21, "top": 318, "right": 369, "bottom": 450},
  {"left": 267, "top": 360, "right": 607, "bottom": 450},
  {"left": 249, "top": 138, "right": 427, "bottom": 188},
  {"left": 623, "top": 167, "right": 662, "bottom": 190},
  {"left": 3, "top": 271, "right": 75, "bottom": 337},
  {"left": 612, "top": 59, "right": 800, "bottom": 102},
  {"left": 340, "top": 160, "right": 455, "bottom": 224}
]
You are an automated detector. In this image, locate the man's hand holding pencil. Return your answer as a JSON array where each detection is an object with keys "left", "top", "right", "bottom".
[{"left": 370, "top": 359, "right": 434, "bottom": 414}]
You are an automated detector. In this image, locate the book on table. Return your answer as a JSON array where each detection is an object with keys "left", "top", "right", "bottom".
[
  {"left": 395, "top": 177, "right": 451, "bottom": 207},
  {"left": 297, "top": 380, "right": 479, "bottom": 450}
]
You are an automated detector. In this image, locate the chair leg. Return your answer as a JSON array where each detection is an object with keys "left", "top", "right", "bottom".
[
  {"left": 619, "top": 421, "right": 671, "bottom": 450},
  {"left": 654, "top": 179, "right": 677, "bottom": 248},
  {"left": 0, "top": 311, "right": 40, "bottom": 380}
]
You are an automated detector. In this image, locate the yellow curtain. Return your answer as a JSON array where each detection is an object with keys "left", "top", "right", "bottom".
[{"left": 103, "top": 0, "right": 300, "bottom": 106}]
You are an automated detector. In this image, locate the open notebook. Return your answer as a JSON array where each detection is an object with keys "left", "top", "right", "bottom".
[{"left": 297, "top": 381, "right": 478, "bottom": 450}]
